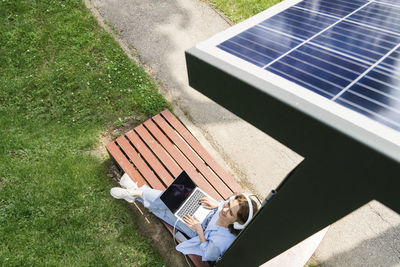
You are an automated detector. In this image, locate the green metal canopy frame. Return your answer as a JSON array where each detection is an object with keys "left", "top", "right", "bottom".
[{"left": 185, "top": 47, "right": 400, "bottom": 267}]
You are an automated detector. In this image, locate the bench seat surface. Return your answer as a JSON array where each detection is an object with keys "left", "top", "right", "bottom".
[{"left": 106, "top": 109, "right": 243, "bottom": 266}]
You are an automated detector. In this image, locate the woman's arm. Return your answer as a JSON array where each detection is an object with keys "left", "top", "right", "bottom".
[
  {"left": 196, "top": 228, "right": 206, "bottom": 243},
  {"left": 183, "top": 215, "right": 206, "bottom": 242},
  {"left": 183, "top": 214, "right": 234, "bottom": 261}
]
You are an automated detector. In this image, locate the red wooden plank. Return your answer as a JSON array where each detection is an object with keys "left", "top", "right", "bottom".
[
  {"left": 106, "top": 142, "right": 147, "bottom": 187},
  {"left": 188, "top": 254, "right": 212, "bottom": 267},
  {"left": 135, "top": 124, "right": 182, "bottom": 178},
  {"left": 125, "top": 130, "right": 174, "bottom": 186},
  {"left": 143, "top": 119, "right": 222, "bottom": 200},
  {"left": 162, "top": 110, "right": 243, "bottom": 193},
  {"left": 116, "top": 136, "right": 165, "bottom": 191},
  {"left": 153, "top": 114, "right": 232, "bottom": 199}
]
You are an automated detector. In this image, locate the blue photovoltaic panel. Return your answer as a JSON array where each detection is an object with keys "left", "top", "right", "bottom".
[
  {"left": 266, "top": 43, "right": 370, "bottom": 98},
  {"left": 258, "top": 7, "right": 337, "bottom": 40},
  {"left": 295, "top": 0, "right": 367, "bottom": 18},
  {"left": 218, "top": 27, "right": 302, "bottom": 67},
  {"left": 310, "top": 20, "right": 400, "bottom": 63},
  {"left": 376, "top": 0, "right": 400, "bottom": 4},
  {"left": 347, "top": 2, "right": 400, "bottom": 34},
  {"left": 380, "top": 46, "right": 400, "bottom": 71},
  {"left": 216, "top": 0, "right": 400, "bottom": 132},
  {"left": 336, "top": 46, "right": 400, "bottom": 130}
]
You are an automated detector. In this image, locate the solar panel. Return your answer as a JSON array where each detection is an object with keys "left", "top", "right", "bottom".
[
  {"left": 187, "top": 0, "right": 400, "bottom": 161},
  {"left": 185, "top": 2, "right": 400, "bottom": 265},
  {"left": 215, "top": 0, "right": 400, "bottom": 132}
]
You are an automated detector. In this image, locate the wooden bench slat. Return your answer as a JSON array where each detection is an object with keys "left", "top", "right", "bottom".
[
  {"left": 106, "top": 110, "right": 246, "bottom": 267},
  {"left": 125, "top": 130, "right": 175, "bottom": 186},
  {"left": 153, "top": 114, "right": 233, "bottom": 199},
  {"left": 108, "top": 137, "right": 209, "bottom": 266},
  {"left": 116, "top": 136, "right": 165, "bottom": 191},
  {"left": 161, "top": 110, "right": 243, "bottom": 193},
  {"left": 135, "top": 124, "right": 182, "bottom": 179},
  {"left": 143, "top": 119, "right": 222, "bottom": 200},
  {"left": 106, "top": 142, "right": 147, "bottom": 187}
]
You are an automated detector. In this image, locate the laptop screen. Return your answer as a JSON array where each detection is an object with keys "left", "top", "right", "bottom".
[{"left": 160, "top": 171, "right": 196, "bottom": 214}]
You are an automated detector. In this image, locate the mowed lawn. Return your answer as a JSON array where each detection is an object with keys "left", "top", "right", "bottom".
[
  {"left": 209, "top": 0, "right": 283, "bottom": 23},
  {"left": 0, "top": 0, "right": 168, "bottom": 266}
]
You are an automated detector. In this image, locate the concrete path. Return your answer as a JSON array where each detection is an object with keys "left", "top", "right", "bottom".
[
  {"left": 88, "top": 0, "right": 400, "bottom": 266},
  {"left": 90, "top": 0, "right": 302, "bottom": 196}
]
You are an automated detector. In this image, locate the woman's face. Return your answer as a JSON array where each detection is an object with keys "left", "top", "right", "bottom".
[{"left": 219, "top": 198, "right": 240, "bottom": 225}]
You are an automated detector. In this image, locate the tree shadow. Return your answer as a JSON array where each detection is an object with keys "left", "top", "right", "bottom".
[{"left": 91, "top": 0, "right": 239, "bottom": 126}]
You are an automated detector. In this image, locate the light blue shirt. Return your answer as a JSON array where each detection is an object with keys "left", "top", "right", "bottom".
[{"left": 175, "top": 201, "right": 236, "bottom": 262}]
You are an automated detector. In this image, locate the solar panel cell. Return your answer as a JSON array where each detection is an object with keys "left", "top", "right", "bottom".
[
  {"left": 347, "top": 2, "right": 400, "bottom": 34},
  {"left": 213, "top": 0, "right": 400, "bottom": 133},
  {"left": 217, "top": 27, "right": 302, "bottom": 67},
  {"left": 265, "top": 43, "right": 372, "bottom": 98},
  {"left": 295, "top": 44, "right": 369, "bottom": 75},
  {"left": 218, "top": 40, "right": 270, "bottom": 67},
  {"left": 311, "top": 21, "right": 398, "bottom": 63},
  {"left": 260, "top": 7, "right": 337, "bottom": 40},
  {"left": 362, "top": 72, "right": 400, "bottom": 97},
  {"left": 375, "top": 0, "right": 400, "bottom": 7},
  {"left": 294, "top": 0, "right": 366, "bottom": 18},
  {"left": 327, "top": 21, "right": 398, "bottom": 50},
  {"left": 268, "top": 60, "right": 342, "bottom": 97},
  {"left": 336, "top": 90, "right": 400, "bottom": 131},
  {"left": 232, "top": 35, "right": 283, "bottom": 59},
  {"left": 276, "top": 53, "right": 352, "bottom": 87},
  {"left": 358, "top": 77, "right": 398, "bottom": 104},
  {"left": 246, "top": 26, "right": 302, "bottom": 50},
  {"left": 379, "top": 49, "right": 400, "bottom": 72}
]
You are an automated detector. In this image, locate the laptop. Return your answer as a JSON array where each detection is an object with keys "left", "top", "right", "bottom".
[{"left": 160, "top": 171, "right": 214, "bottom": 223}]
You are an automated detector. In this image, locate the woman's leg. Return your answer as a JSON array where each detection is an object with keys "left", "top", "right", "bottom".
[{"left": 135, "top": 185, "right": 197, "bottom": 238}]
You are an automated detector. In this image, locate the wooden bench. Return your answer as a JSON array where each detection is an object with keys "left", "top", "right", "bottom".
[{"left": 106, "top": 109, "right": 243, "bottom": 266}]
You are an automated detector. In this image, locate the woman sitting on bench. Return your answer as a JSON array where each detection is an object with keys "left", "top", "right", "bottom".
[{"left": 110, "top": 175, "right": 258, "bottom": 262}]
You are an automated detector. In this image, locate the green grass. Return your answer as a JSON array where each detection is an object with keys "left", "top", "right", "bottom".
[
  {"left": 209, "top": 0, "right": 283, "bottom": 23},
  {"left": 0, "top": 0, "right": 168, "bottom": 265}
]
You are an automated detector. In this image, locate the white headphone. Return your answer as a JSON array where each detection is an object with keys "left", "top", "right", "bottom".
[{"left": 229, "top": 193, "right": 254, "bottom": 230}]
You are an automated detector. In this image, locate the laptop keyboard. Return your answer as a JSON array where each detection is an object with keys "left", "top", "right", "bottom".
[{"left": 176, "top": 190, "right": 206, "bottom": 219}]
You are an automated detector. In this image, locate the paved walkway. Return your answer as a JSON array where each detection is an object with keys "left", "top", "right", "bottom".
[
  {"left": 90, "top": 0, "right": 302, "bottom": 196},
  {"left": 88, "top": 0, "right": 400, "bottom": 266}
]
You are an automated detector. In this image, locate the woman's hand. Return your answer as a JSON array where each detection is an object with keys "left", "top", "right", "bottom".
[
  {"left": 184, "top": 215, "right": 206, "bottom": 243},
  {"left": 199, "top": 197, "right": 219, "bottom": 210},
  {"left": 183, "top": 215, "right": 203, "bottom": 233}
]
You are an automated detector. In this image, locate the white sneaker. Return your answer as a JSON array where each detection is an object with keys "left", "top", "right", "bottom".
[
  {"left": 110, "top": 187, "right": 136, "bottom": 203},
  {"left": 119, "top": 173, "right": 139, "bottom": 190}
]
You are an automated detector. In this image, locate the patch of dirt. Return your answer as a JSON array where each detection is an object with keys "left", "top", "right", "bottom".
[
  {"left": 88, "top": 115, "right": 144, "bottom": 160},
  {"left": 7, "top": 149, "right": 28, "bottom": 159},
  {"left": 107, "top": 165, "right": 190, "bottom": 267}
]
